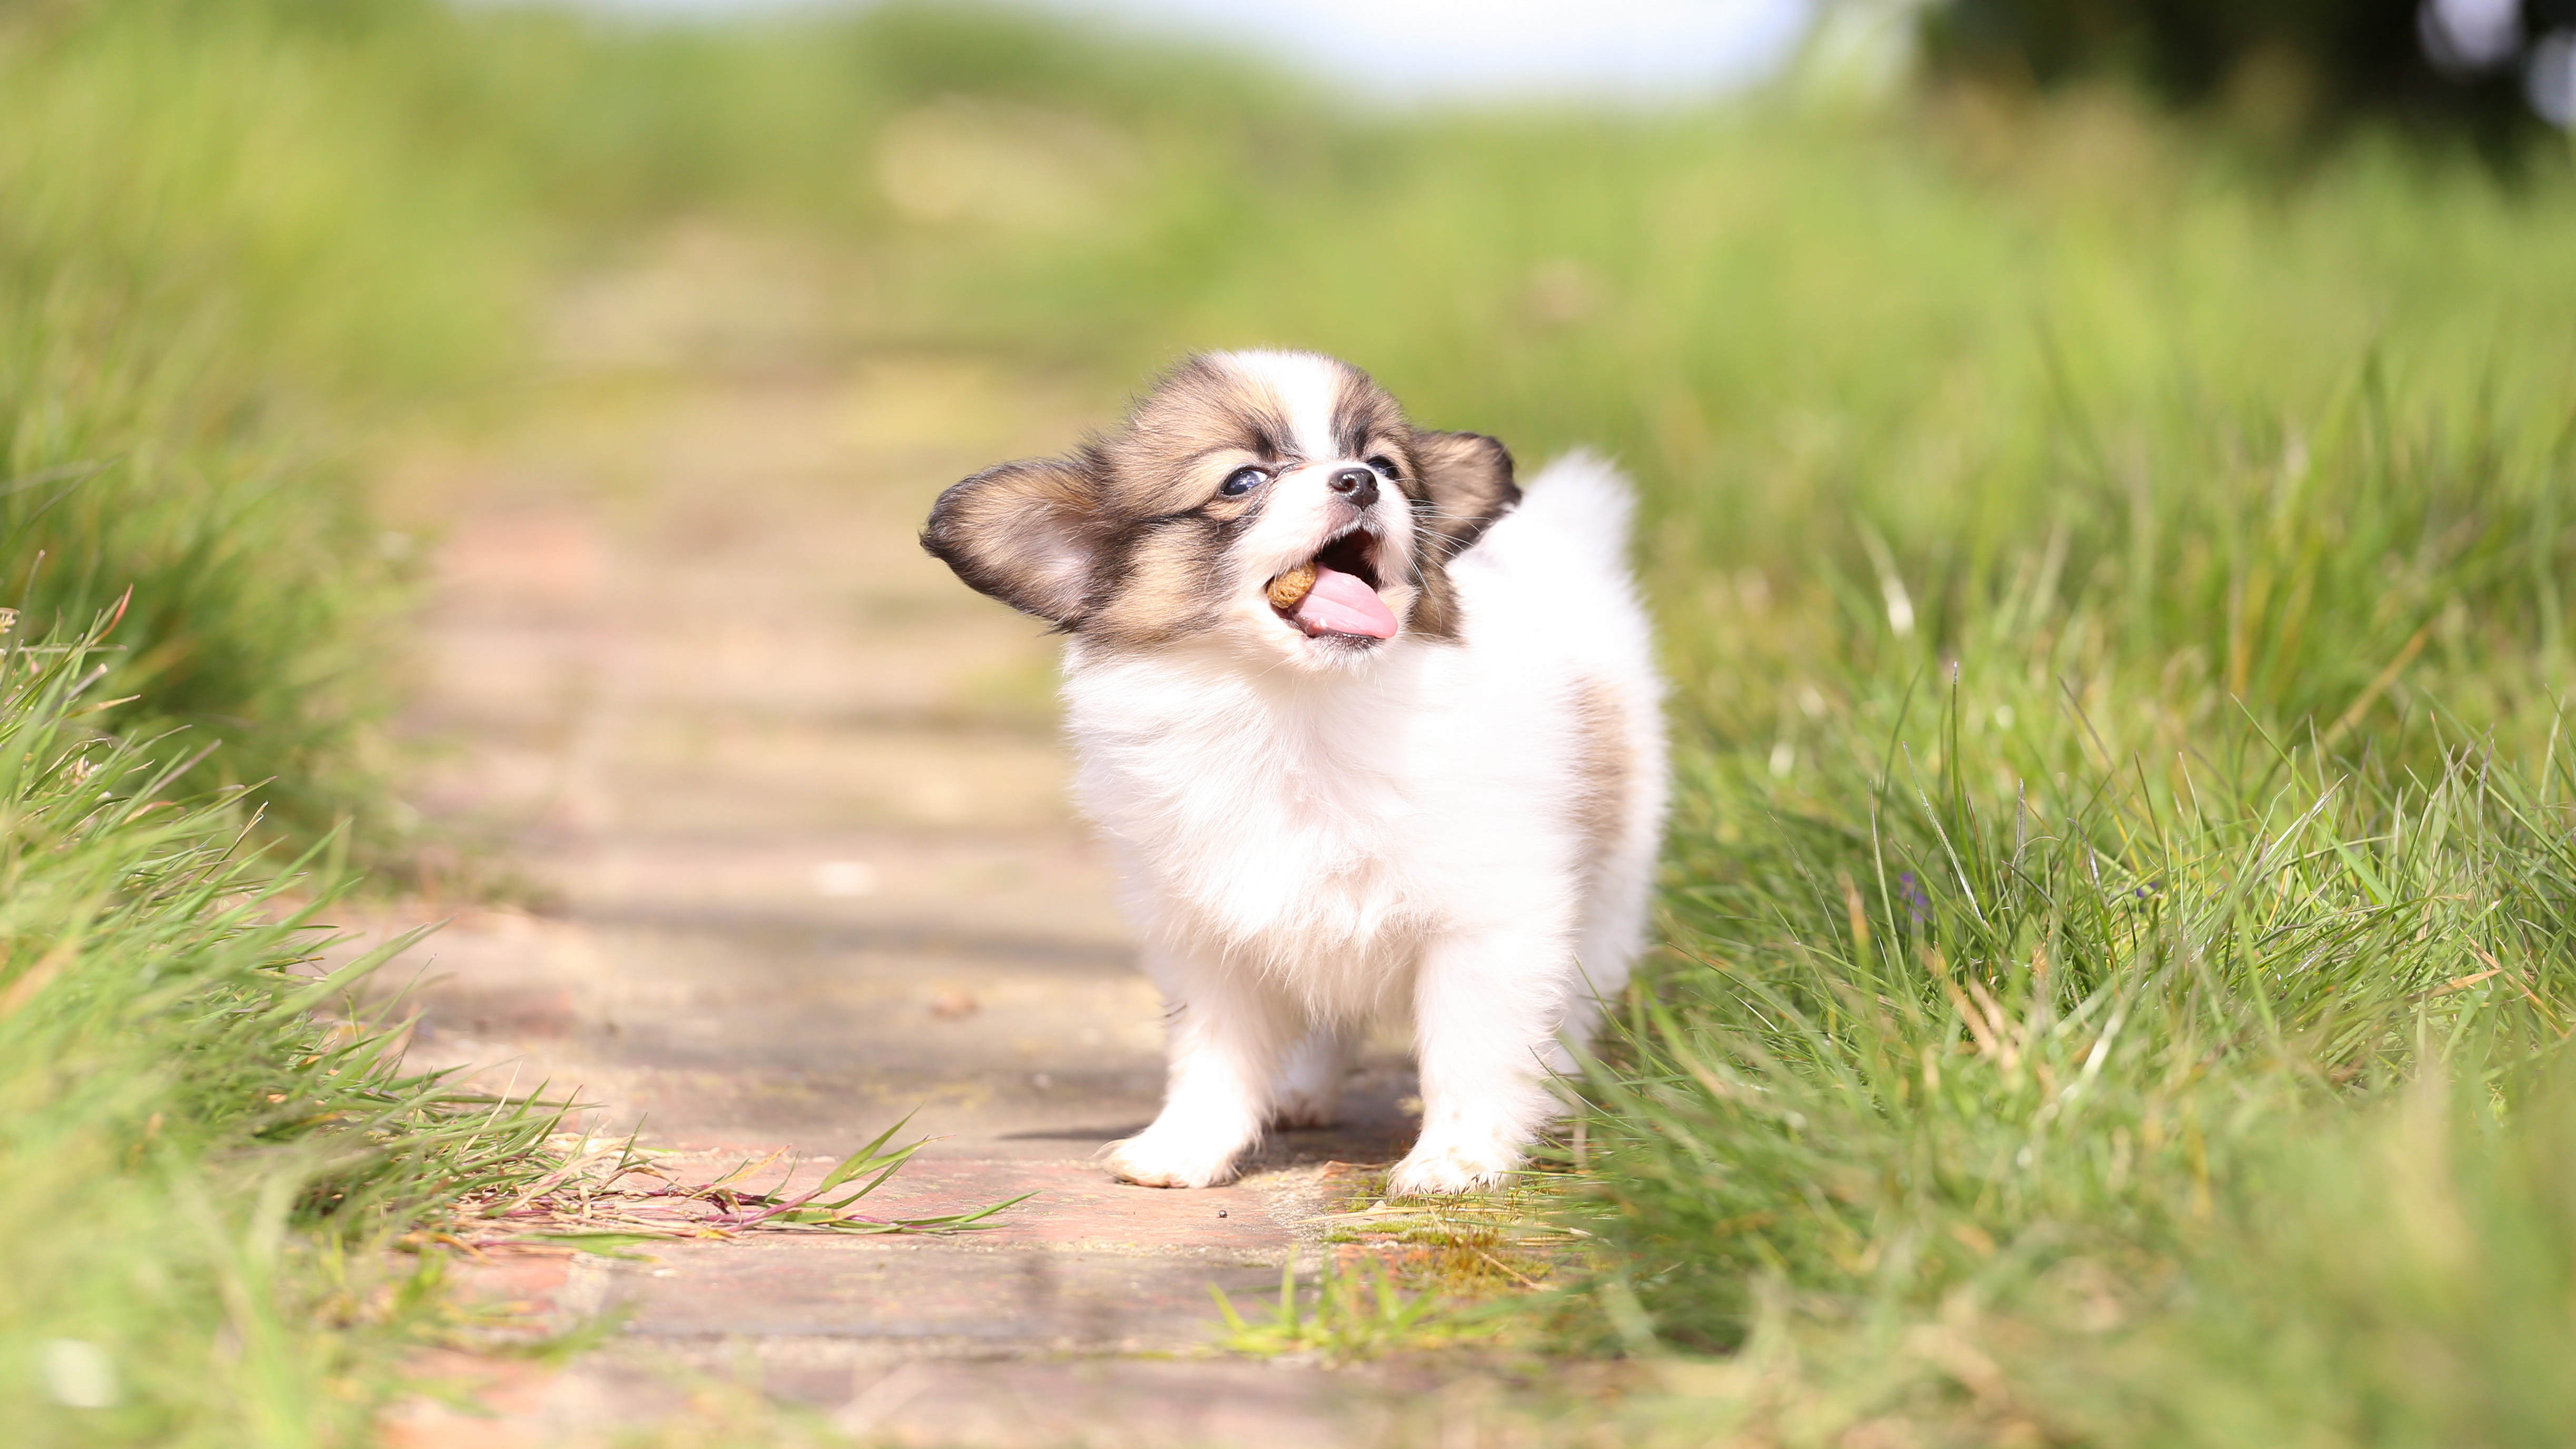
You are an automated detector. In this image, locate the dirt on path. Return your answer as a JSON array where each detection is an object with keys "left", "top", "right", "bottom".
[{"left": 359, "top": 262, "right": 1434, "bottom": 1445}]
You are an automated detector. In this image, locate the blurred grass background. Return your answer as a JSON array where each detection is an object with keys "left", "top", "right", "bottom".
[{"left": 3, "top": 0, "right": 2574, "bottom": 1441}]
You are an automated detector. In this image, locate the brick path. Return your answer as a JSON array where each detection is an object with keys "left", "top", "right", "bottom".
[{"left": 361, "top": 293, "right": 1435, "bottom": 1443}]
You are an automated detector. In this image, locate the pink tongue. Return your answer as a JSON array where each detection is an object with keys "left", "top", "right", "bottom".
[{"left": 1292, "top": 565, "right": 1398, "bottom": 639}]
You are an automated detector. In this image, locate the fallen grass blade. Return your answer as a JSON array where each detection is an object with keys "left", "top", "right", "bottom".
[{"left": 453, "top": 1122, "right": 1028, "bottom": 1246}]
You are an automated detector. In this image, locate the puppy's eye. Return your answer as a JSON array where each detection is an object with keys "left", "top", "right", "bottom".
[
  {"left": 1219, "top": 467, "right": 1267, "bottom": 497},
  {"left": 1366, "top": 455, "right": 1401, "bottom": 481}
]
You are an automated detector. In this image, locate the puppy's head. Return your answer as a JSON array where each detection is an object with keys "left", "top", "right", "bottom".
[{"left": 921, "top": 350, "right": 1517, "bottom": 670}]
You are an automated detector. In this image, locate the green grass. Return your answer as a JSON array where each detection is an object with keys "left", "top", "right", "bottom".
[
  {"left": 6, "top": 1, "right": 2576, "bottom": 1441},
  {"left": 1211, "top": 1256, "right": 1491, "bottom": 1363},
  {"left": 0, "top": 6, "right": 594, "bottom": 1438},
  {"left": 1568, "top": 649, "right": 2576, "bottom": 1442},
  {"left": 0, "top": 610, "right": 566, "bottom": 1445},
  {"left": 0, "top": 1, "right": 501, "bottom": 849}
]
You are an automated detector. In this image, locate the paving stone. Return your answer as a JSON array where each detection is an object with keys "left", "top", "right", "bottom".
[
  {"left": 380, "top": 1351, "right": 566, "bottom": 1449},
  {"left": 597, "top": 1239, "right": 1283, "bottom": 1351},
  {"left": 831, "top": 1359, "right": 1391, "bottom": 1448}
]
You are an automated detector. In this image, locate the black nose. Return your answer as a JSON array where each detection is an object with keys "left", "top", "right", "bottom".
[{"left": 1328, "top": 467, "right": 1379, "bottom": 508}]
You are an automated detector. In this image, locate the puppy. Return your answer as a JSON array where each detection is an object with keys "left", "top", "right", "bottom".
[{"left": 921, "top": 350, "right": 1665, "bottom": 1193}]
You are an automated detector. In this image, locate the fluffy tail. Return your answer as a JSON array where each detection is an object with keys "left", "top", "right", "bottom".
[{"left": 1470, "top": 449, "right": 1637, "bottom": 578}]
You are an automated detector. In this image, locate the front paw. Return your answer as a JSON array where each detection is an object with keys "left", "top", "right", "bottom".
[
  {"left": 1387, "top": 1137, "right": 1521, "bottom": 1196},
  {"left": 1103, "top": 1131, "right": 1244, "bottom": 1189}
]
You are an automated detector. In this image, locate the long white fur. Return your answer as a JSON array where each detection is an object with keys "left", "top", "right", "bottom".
[{"left": 1063, "top": 356, "right": 1666, "bottom": 1194}]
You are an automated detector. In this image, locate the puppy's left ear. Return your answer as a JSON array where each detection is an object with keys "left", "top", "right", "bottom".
[
  {"left": 1410, "top": 430, "right": 1519, "bottom": 557},
  {"left": 921, "top": 455, "right": 1103, "bottom": 626}
]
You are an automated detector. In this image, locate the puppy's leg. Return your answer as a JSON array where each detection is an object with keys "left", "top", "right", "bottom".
[
  {"left": 1561, "top": 801, "right": 1661, "bottom": 1060},
  {"left": 1105, "top": 954, "right": 1295, "bottom": 1188},
  {"left": 1269, "top": 1018, "right": 1360, "bottom": 1129},
  {"left": 1556, "top": 881, "right": 1650, "bottom": 1065},
  {"left": 1390, "top": 925, "right": 1570, "bottom": 1195}
]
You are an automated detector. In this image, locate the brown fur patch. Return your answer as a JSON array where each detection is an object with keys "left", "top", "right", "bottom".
[{"left": 1569, "top": 679, "right": 1631, "bottom": 870}]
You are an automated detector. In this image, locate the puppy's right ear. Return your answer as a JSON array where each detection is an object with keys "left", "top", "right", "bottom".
[{"left": 921, "top": 456, "right": 1102, "bottom": 625}]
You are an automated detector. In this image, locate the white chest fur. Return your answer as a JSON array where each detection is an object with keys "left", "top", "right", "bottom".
[{"left": 1059, "top": 642, "right": 1470, "bottom": 1010}]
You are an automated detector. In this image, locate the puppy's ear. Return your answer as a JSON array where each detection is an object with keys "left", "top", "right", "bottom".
[
  {"left": 921, "top": 456, "right": 1103, "bottom": 625},
  {"left": 1411, "top": 430, "right": 1520, "bottom": 556}
]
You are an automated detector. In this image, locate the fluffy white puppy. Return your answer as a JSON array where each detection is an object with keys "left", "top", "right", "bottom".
[{"left": 922, "top": 350, "right": 1665, "bottom": 1193}]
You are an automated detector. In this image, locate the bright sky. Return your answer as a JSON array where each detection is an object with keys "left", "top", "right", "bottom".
[{"left": 580, "top": 0, "right": 1819, "bottom": 101}]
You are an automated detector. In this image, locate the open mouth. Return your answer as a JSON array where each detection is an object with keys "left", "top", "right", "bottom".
[{"left": 1266, "top": 528, "right": 1396, "bottom": 642}]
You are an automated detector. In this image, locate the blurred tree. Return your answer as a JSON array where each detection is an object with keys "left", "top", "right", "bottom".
[{"left": 1921, "top": 0, "right": 2576, "bottom": 152}]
